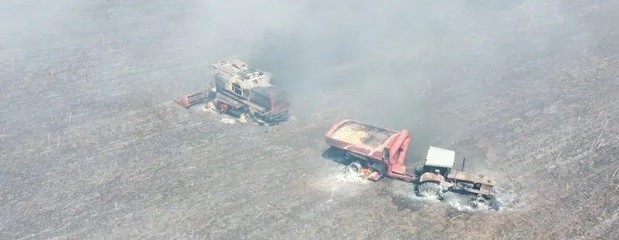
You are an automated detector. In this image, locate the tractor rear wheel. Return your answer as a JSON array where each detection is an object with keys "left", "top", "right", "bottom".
[{"left": 418, "top": 181, "right": 442, "bottom": 199}]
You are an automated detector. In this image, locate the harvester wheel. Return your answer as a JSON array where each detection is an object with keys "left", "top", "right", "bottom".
[
  {"left": 239, "top": 113, "right": 250, "bottom": 124},
  {"left": 418, "top": 181, "right": 442, "bottom": 199},
  {"left": 205, "top": 101, "right": 218, "bottom": 113},
  {"left": 347, "top": 161, "right": 362, "bottom": 174}
]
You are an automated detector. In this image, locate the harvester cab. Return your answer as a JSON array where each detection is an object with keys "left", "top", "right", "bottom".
[{"left": 212, "top": 59, "right": 274, "bottom": 94}]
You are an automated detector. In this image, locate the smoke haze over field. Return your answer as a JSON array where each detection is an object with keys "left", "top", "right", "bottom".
[
  {"left": 1, "top": 0, "right": 617, "bottom": 188},
  {"left": 1, "top": 0, "right": 619, "bottom": 239},
  {"left": 2, "top": 1, "right": 616, "bottom": 120}
]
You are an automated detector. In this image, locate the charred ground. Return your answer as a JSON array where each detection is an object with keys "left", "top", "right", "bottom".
[{"left": 1, "top": 0, "right": 618, "bottom": 239}]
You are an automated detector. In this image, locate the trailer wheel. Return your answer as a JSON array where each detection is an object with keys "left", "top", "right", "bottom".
[
  {"left": 347, "top": 161, "right": 362, "bottom": 174},
  {"left": 418, "top": 181, "right": 442, "bottom": 199}
]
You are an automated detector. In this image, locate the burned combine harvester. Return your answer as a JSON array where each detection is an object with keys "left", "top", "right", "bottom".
[
  {"left": 325, "top": 119, "right": 498, "bottom": 207},
  {"left": 175, "top": 59, "right": 289, "bottom": 125}
]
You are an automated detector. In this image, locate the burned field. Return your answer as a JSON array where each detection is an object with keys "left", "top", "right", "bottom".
[{"left": 1, "top": 0, "right": 619, "bottom": 239}]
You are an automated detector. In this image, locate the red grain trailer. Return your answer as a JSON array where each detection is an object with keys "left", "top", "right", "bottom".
[{"left": 325, "top": 119, "right": 498, "bottom": 205}]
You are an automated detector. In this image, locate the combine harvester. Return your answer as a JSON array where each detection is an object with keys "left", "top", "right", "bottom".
[
  {"left": 175, "top": 59, "right": 290, "bottom": 125},
  {"left": 325, "top": 119, "right": 499, "bottom": 208}
]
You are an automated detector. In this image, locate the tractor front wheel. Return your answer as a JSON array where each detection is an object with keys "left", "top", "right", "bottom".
[{"left": 475, "top": 195, "right": 487, "bottom": 204}]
